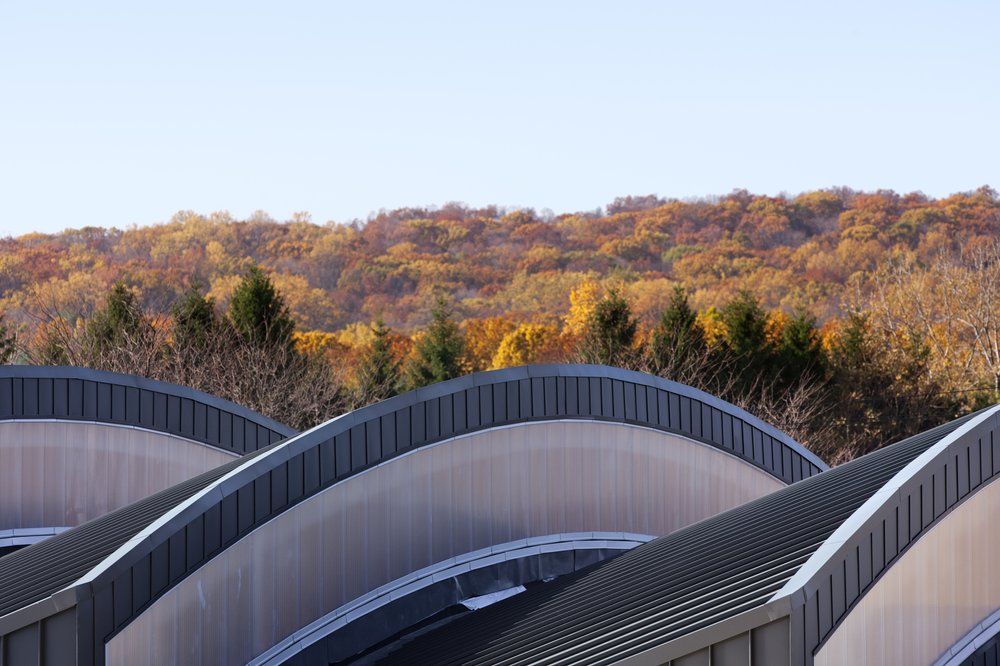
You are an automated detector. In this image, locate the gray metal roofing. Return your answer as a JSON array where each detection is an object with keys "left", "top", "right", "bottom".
[
  {"left": 0, "top": 364, "right": 820, "bottom": 651},
  {"left": 372, "top": 411, "right": 980, "bottom": 666},
  {"left": 0, "top": 365, "right": 296, "bottom": 451},
  {"left": 0, "top": 449, "right": 259, "bottom": 619}
]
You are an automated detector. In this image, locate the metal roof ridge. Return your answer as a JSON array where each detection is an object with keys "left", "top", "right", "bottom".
[{"left": 768, "top": 404, "right": 1000, "bottom": 605}]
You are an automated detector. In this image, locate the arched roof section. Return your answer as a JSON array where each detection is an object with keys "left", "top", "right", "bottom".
[
  {"left": 372, "top": 407, "right": 997, "bottom": 666},
  {"left": 0, "top": 365, "right": 296, "bottom": 454},
  {"left": 794, "top": 404, "right": 1000, "bottom": 664},
  {"left": 0, "top": 365, "right": 821, "bottom": 665}
]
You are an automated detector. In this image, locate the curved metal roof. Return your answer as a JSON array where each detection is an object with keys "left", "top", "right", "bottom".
[
  {"left": 373, "top": 408, "right": 991, "bottom": 666},
  {"left": 0, "top": 365, "right": 296, "bottom": 452},
  {"left": 0, "top": 364, "right": 822, "bottom": 663}
]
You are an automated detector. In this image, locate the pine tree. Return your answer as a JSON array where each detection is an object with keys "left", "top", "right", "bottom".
[
  {"left": 228, "top": 266, "right": 294, "bottom": 350},
  {"left": 649, "top": 287, "right": 705, "bottom": 378},
  {"left": 82, "top": 282, "right": 158, "bottom": 372},
  {"left": 354, "top": 319, "right": 401, "bottom": 404},
  {"left": 719, "top": 289, "right": 773, "bottom": 392},
  {"left": 777, "top": 310, "right": 825, "bottom": 383},
  {"left": 578, "top": 287, "right": 637, "bottom": 368},
  {"left": 37, "top": 333, "right": 69, "bottom": 365},
  {"left": 172, "top": 285, "right": 218, "bottom": 351},
  {"left": 405, "top": 296, "right": 465, "bottom": 389},
  {"left": 720, "top": 290, "right": 769, "bottom": 359},
  {"left": 169, "top": 285, "right": 219, "bottom": 385},
  {"left": 823, "top": 312, "right": 956, "bottom": 460},
  {"left": 0, "top": 316, "right": 15, "bottom": 364}
]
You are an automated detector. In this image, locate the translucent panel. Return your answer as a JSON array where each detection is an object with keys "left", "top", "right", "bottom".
[
  {"left": 108, "top": 421, "right": 783, "bottom": 665},
  {"left": 0, "top": 422, "right": 237, "bottom": 531}
]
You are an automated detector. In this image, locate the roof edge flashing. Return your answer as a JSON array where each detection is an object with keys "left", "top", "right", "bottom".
[
  {"left": 3, "top": 365, "right": 816, "bottom": 644},
  {"left": 934, "top": 607, "right": 1000, "bottom": 666},
  {"left": 770, "top": 404, "right": 1000, "bottom": 604}
]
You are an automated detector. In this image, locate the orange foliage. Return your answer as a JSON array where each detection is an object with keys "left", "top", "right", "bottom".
[{"left": 0, "top": 187, "right": 996, "bottom": 347}]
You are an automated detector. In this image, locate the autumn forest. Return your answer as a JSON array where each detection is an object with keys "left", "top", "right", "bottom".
[{"left": 2, "top": 186, "right": 999, "bottom": 464}]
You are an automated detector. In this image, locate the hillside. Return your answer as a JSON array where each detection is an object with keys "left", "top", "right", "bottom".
[{"left": 3, "top": 186, "right": 997, "bottom": 333}]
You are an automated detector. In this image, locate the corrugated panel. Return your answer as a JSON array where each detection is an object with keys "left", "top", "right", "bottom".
[{"left": 374, "top": 413, "right": 978, "bottom": 666}]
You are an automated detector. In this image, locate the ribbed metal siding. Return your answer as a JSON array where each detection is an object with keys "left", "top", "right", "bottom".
[
  {"left": 0, "top": 455, "right": 249, "bottom": 618},
  {"left": 0, "top": 369, "right": 294, "bottom": 453},
  {"left": 796, "top": 414, "right": 1000, "bottom": 664},
  {"left": 309, "top": 376, "right": 818, "bottom": 482}
]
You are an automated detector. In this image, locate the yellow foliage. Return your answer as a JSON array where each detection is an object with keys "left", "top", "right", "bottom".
[
  {"left": 490, "top": 323, "right": 560, "bottom": 369},
  {"left": 625, "top": 278, "right": 680, "bottom": 324},
  {"left": 336, "top": 321, "right": 376, "bottom": 348},
  {"left": 563, "top": 279, "right": 603, "bottom": 338},
  {"left": 270, "top": 273, "right": 343, "bottom": 331},
  {"left": 840, "top": 224, "right": 881, "bottom": 242},
  {"left": 818, "top": 318, "right": 844, "bottom": 355},
  {"left": 765, "top": 310, "right": 790, "bottom": 347},
  {"left": 207, "top": 274, "right": 244, "bottom": 310},
  {"left": 464, "top": 316, "right": 517, "bottom": 371},
  {"left": 696, "top": 307, "right": 727, "bottom": 347},
  {"left": 294, "top": 330, "right": 339, "bottom": 356}
]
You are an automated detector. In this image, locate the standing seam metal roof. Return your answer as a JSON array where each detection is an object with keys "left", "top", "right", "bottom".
[{"left": 373, "top": 412, "right": 980, "bottom": 666}]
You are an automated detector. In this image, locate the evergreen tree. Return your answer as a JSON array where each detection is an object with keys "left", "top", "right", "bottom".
[
  {"left": 649, "top": 286, "right": 705, "bottom": 378},
  {"left": 354, "top": 318, "right": 401, "bottom": 404},
  {"left": 720, "top": 290, "right": 769, "bottom": 359},
  {"left": 33, "top": 321, "right": 70, "bottom": 366},
  {"left": 777, "top": 310, "right": 825, "bottom": 384},
  {"left": 719, "top": 289, "right": 773, "bottom": 391},
  {"left": 172, "top": 285, "right": 218, "bottom": 351},
  {"left": 228, "top": 266, "right": 294, "bottom": 350},
  {"left": 578, "top": 287, "right": 638, "bottom": 368},
  {"left": 0, "top": 316, "right": 15, "bottom": 364},
  {"left": 82, "top": 282, "right": 154, "bottom": 367},
  {"left": 37, "top": 334, "right": 69, "bottom": 365},
  {"left": 405, "top": 296, "right": 465, "bottom": 389},
  {"left": 168, "top": 285, "right": 219, "bottom": 385}
]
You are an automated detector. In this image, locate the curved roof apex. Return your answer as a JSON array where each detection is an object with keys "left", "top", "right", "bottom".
[
  {"left": 776, "top": 403, "right": 1000, "bottom": 604},
  {"left": 781, "top": 403, "right": 1000, "bottom": 662},
  {"left": 0, "top": 364, "right": 296, "bottom": 450},
  {"left": 342, "top": 364, "right": 826, "bottom": 473}
]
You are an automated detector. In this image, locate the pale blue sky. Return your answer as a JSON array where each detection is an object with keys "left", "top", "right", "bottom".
[{"left": 1, "top": 1, "right": 997, "bottom": 236}]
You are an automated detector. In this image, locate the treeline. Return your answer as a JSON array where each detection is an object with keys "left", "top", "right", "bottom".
[{"left": 3, "top": 254, "right": 995, "bottom": 463}]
